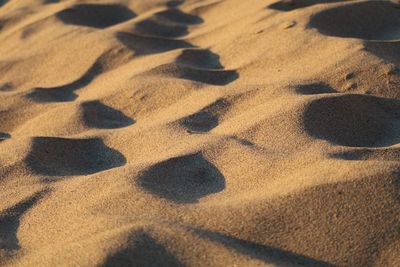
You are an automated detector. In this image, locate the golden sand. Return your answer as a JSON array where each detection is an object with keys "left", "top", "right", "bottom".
[{"left": 0, "top": 0, "right": 399, "bottom": 266}]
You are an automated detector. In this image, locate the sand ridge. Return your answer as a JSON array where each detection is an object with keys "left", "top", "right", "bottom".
[{"left": 0, "top": 0, "right": 399, "bottom": 266}]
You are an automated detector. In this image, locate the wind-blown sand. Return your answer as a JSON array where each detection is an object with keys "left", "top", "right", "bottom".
[{"left": 0, "top": 0, "right": 399, "bottom": 266}]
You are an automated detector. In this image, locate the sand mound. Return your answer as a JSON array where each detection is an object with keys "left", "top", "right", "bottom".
[
  {"left": 1, "top": 0, "right": 400, "bottom": 266},
  {"left": 231, "top": 174, "right": 399, "bottom": 266},
  {"left": 26, "top": 47, "right": 132, "bottom": 103},
  {"left": 309, "top": 1, "right": 400, "bottom": 41}
]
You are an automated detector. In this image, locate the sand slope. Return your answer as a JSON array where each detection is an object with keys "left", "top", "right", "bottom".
[{"left": 0, "top": 0, "right": 399, "bottom": 266}]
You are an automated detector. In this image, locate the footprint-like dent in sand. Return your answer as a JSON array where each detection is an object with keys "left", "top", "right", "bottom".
[
  {"left": 181, "top": 111, "right": 219, "bottom": 132},
  {"left": 56, "top": 4, "right": 136, "bottom": 29},
  {"left": 138, "top": 153, "right": 225, "bottom": 203},
  {"left": 0, "top": 190, "right": 47, "bottom": 254},
  {"left": 167, "top": 49, "right": 238, "bottom": 85},
  {"left": 180, "top": 99, "right": 227, "bottom": 132},
  {"left": 81, "top": 101, "right": 134, "bottom": 129},
  {"left": 303, "top": 94, "right": 400, "bottom": 147},
  {"left": 27, "top": 87, "right": 78, "bottom": 103},
  {"left": 25, "top": 137, "right": 126, "bottom": 176},
  {"left": 177, "top": 49, "right": 224, "bottom": 69},
  {"left": 295, "top": 83, "right": 336, "bottom": 95},
  {"left": 257, "top": 175, "right": 399, "bottom": 266},
  {"left": 116, "top": 32, "right": 193, "bottom": 55},
  {"left": 133, "top": 19, "right": 189, "bottom": 38},
  {"left": 309, "top": 1, "right": 400, "bottom": 41},
  {"left": 154, "top": 8, "right": 203, "bottom": 25},
  {"left": 147, "top": 63, "right": 238, "bottom": 85},
  {"left": 103, "top": 231, "right": 184, "bottom": 267}
]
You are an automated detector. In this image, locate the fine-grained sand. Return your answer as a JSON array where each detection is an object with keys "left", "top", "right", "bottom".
[{"left": 0, "top": 0, "right": 399, "bottom": 266}]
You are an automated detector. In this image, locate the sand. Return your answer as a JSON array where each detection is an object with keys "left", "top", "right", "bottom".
[{"left": 0, "top": 0, "right": 399, "bottom": 266}]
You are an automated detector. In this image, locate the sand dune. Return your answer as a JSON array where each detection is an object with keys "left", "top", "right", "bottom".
[{"left": 0, "top": 0, "right": 399, "bottom": 266}]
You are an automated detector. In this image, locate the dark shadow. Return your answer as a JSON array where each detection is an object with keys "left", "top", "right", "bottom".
[
  {"left": 303, "top": 94, "right": 400, "bottom": 147},
  {"left": 116, "top": 32, "right": 193, "bottom": 56},
  {"left": 167, "top": 0, "right": 184, "bottom": 8},
  {"left": 148, "top": 63, "right": 238, "bottom": 85},
  {"left": 231, "top": 137, "right": 255, "bottom": 147},
  {"left": 0, "top": 0, "right": 7, "bottom": 7},
  {"left": 154, "top": 8, "right": 203, "bottom": 25},
  {"left": 82, "top": 100, "right": 134, "bottom": 129},
  {"left": 0, "top": 133, "right": 10, "bottom": 141},
  {"left": 25, "top": 137, "right": 126, "bottom": 176},
  {"left": 138, "top": 152, "right": 225, "bottom": 203},
  {"left": 116, "top": 1, "right": 201, "bottom": 55},
  {"left": 26, "top": 87, "right": 77, "bottom": 103},
  {"left": 330, "top": 148, "right": 400, "bottom": 161},
  {"left": 26, "top": 59, "right": 102, "bottom": 103},
  {"left": 181, "top": 111, "right": 218, "bottom": 132},
  {"left": 364, "top": 41, "right": 400, "bottom": 66},
  {"left": 0, "top": 190, "right": 47, "bottom": 253},
  {"left": 189, "top": 227, "right": 335, "bottom": 266},
  {"left": 176, "top": 49, "right": 224, "bottom": 69},
  {"left": 56, "top": 4, "right": 136, "bottom": 29},
  {"left": 102, "top": 231, "right": 185, "bottom": 267},
  {"left": 308, "top": 1, "right": 400, "bottom": 40},
  {"left": 179, "top": 99, "right": 227, "bottom": 132},
  {"left": 295, "top": 83, "right": 336, "bottom": 95},
  {"left": 133, "top": 19, "right": 189, "bottom": 38},
  {"left": 170, "top": 49, "right": 239, "bottom": 85},
  {"left": 26, "top": 47, "right": 131, "bottom": 103},
  {"left": 117, "top": 3, "right": 238, "bottom": 85},
  {"left": 268, "top": 0, "right": 344, "bottom": 11}
]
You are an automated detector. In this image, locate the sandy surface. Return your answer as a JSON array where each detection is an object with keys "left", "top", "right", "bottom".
[{"left": 0, "top": 0, "right": 399, "bottom": 266}]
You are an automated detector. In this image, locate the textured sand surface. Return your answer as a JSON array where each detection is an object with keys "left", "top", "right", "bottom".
[{"left": 0, "top": 0, "right": 400, "bottom": 266}]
